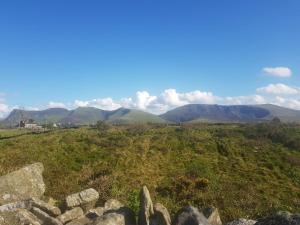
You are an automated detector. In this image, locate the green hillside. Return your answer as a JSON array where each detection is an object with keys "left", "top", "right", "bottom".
[{"left": 0, "top": 123, "right": 299, "bottom": 222}]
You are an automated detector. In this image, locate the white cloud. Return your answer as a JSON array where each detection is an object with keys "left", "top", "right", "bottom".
[
  {"left": 74, "top": 98, "right": 121, "bottom": 111},
  {"left": 257, "top": 83, "right": 299, "bottom": 95},
  {"left": 262, "top": 67, "right": 292, "bottom": 77},
  {"left": 272, "top": 96, "right": 300, "bottom": 110},
  {"left": 224, "top": 95, "right": 266, "bottom": 105},
  {"left": 48, "top": 101, "right": 66, "bottom": 108},
  {"left": 0, "top": 103, "right": 10, "bottom": 118}
]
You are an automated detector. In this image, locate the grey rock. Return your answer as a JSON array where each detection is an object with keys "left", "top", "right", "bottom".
[
  {"left": 138, "top": 186, "right": 154, "bottom": 225},
  {"left": 104, "top": 199, "right": 123, "bottom": 211},
  {"left": 16, "top": 209, "right": 42, "bottom": 225},
  {"left": 87, "top": 207, "right": 105, "bottom": 217},
  {"left": 66, "top": 189, "right": 99, "bottom": 212},
  {"left": 150, "top": 203, "right": 171, "bottom": 225},
  {"left": 65, "top": 215, "right": 94, "bottom": 225},
  {"left": 0, "top": 200, "right": 31, "bottom": 212},
  {"left": 203, "top": 207, "right": 222, "bottom": 225},
  {"left": 172, "top": 206, "right": 210, "bottom": 225},
  {"left": 57, "top": 207, "right": 84, "bottom": 224},
  {"left": 92, "top": 207, "right": 136, "bottom": 225},
  {"left": 31, "top": 207, "right": 62, "bottom": 225},
  {"left": 255, "top": 211, "right": 300, "bottom": 225},
  {"left": 0, "top": 163, "right": 45, "bottom": 205},
  {"left": 226, "top": 219, "right": 256, "bottom": 225},
  {"left": 30, "top": 197, "right": 61, "bottom": 217}
]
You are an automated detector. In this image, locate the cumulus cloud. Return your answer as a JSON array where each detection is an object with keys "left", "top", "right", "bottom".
[
  {"left": 74, "top": 98, "right": 121, "bottom": 111},
  {"left": 224, "top": 95, "right": 266, "bottom": 105},
  {"left": 48, "top": 101, "right": 67, "bottom": 108},
  {"left": 0, "top": 103, "right": 10, "bottom": 118},
  {"left": 262, "top": 67, "right": 292, "bottom": 77},
  {"left": 257, "top": 83, "right": 299, "bottom": 95}
]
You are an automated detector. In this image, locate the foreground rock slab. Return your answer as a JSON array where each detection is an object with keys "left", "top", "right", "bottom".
[
  {"left": 150, "top": 203, "right": 171, "bottom": 225},
  {"left": 138, "top": 186, "right": 154, "bottom": 225},
  {"left": 66, "top": 188, "right": 99, "bottom": 212},
  {"left": 30, "top": 197, "right": 61, "bottom": 217},
  {"left": 203, "top": 207, "right": 222, "bottom": 225},
  {"left": 255, "top": 211, "right": 300, "bottom": 225},
  {"left": 57, "top": 207, "right": 84, "bottom": 224},
  {"left": 172, "top": 206, "right": 211, "bottom": 225},
  {"left": 226, "top": 219, "right": 256, "bottom": 225},
  {"left": 0, "top": 163, "right": 45, "bottom": 205},
  {"left": 31, "top": 207, "right": 63, "bottom": 225}
]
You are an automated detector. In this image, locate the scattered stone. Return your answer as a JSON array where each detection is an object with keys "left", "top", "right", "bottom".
[
  {"left": 255, "top": 211, "right": 300, "bottom": 225},
  {"left": 92, "top": 207, "right": 136, "bottom": 225},
  {"left": 65, "top": 215, "right": 94, "bottom": 225},
  {"left": 138, "top": 186, "right": 154, "bottom": 225},
  {"left": 0, "top": 163, "right": 45, "bottom": 205},
  {"left": 31, "top": 207, "right": 63, "bottom": 225},
  {"left": 202, "top": 207, "right": 222, "bottom": 225},
  {"left": 104, "top": 199, "right": 123, "bottom": 211},
  {"left": 30, "top": 197, "right": 61, "bottom": 217},
  {"left": 57, "top": 207, "right": 84, "bottom": 224},
  {"left": 88, "top": 207, "right": 105, "bottom": 217},
  {"left": 226, "top": 219, "right": 257, "bottom": 225},
  {"left": 66, "top": 188, "right": 99, "bottom": 212},
  {"left": 150, "top": 203, "right": 171, "bottom": 225},
  {"left": 0, "top": 200, "right": 31, "bottom": 212},
  {"left": 172, "top": 206, "right": 211, "bottom": 225},
  {"left": 16, "top": 209, "right": 42, "bottom": 225}
]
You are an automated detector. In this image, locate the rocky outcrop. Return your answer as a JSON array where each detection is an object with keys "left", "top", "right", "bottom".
[
  {"left": 139, "top": 186, "right": 154, "bottom": 225},
  {"left": 0, "top": 163, "right": 45, "bottom": 205},
  {"left": 1, "top": 163, "right": 300, "bottom": 225},
  {"left": 254, "top": 211, "right": 300, "bottom": 225},
  {"left": 65, "top": 188, "right": 99, "bottom": 212},
  {"left": 226, "top": 219, "right": 256, "bottom": 225},
  {"left": 203, "top": 207, "right": 222, "bottom": 225},
  {"left": 172, "top": 206, "right": 211, "bottom": 225}
]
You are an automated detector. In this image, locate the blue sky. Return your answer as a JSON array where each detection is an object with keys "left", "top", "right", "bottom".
[{"left": 0, "top": 0, "right": 300, "bottom": 116}]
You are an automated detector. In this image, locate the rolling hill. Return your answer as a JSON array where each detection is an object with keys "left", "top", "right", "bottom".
[
  {"left": 0, "top": 107, "right": 166, "bottom": 126},
  {"left": 160, "top": 104, "right": 300, "bottom": 123}
]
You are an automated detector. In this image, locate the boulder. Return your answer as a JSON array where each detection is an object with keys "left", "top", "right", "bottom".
[
  {"left": 66, "top": 188, "right": 99, "bottom": 212},
  {"left": 202, "top": 207, "right": 222, "bottom": 225},
  {"left": 31, "top": 207, "right": 62, "bottom": 225},
  {"left": 57, "top": 207, "right": 84, "bottom": 224},
  {"left": 150, "top": 203, "right": 171, "bottom": 225},
  {"left": 0, "top": 200, "right": 31, "bottom": 212},
  {"left": 138, "top": 186, "right": 154, "bottom": 225},
  {"left": 255, "top": 211, "right": 300, "bottom": 225},
  {"left": 30, "top": 197, "right": 61, "bottom": 217},
  {"left": 0, "top": 163, "right": 45, "bottom": 205},
  {"left": 172, "top": 206, "right": 211, "bottom": 225},
  {"left": 66, "top": 215, "right": 95, "bottom": 225},
  {"left": 16, "top": 209, "right": 42, "bottom": 225},
  {"left": 226, "top": 219, "right": 256, "bottom": 225},
  {"left": 92, "top": 207, "right": 136, "bottom": 225},
  {"left": 88, "top": 207, "right": 105, "bottom": 217},
  {"left": 104, "top": 199, "right": 123, "bottom": 211}
]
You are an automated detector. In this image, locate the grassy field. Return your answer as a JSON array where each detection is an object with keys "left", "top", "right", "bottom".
[{"left": 0, "top": 123, "right": 300, "bottom": 222}]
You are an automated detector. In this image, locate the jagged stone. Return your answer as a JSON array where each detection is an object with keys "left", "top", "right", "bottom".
[
  {"left": 16, "top": 209, "right": 42, "bottom": 225},
  {"left": 65, "top": 215, "right": 95, "bottom": 225},
  {"left": 104, "top": 199, "right": 123, "bottom": 211},
  {"left": 66, "top": 189, "right": 99, "bottom": 212},
  {"left": 92, "top": 207, "right": 136, "bottom": 225},
  {"left": 226, "top": 219, "right": 256, "bottom": 225},
  {"left": 0, "top": 200, "right": 31, "bottom": 212},
  {"left": 87, "top": 207, "right": 105, "bottom": 217},
  {"left": 203, "top": 207, "right": 222, "bottom": 225},
  {"left": 150, "top": 203, "right": 171, "bottom": 225},
  {"left": 255, "top": 211, "right": 300, "bottom": 225},
  {"left": 172, "top": 206, "right": 210, "bottom": 225},
  {"left": 0, "top": 163, "right": 45, "bottom": 205},
  {"left": 57, "top": 207, "right": 84, "bottom": 224},
  {"left": 138, "top": 186, "right": 154, "bottom": 225},
  {"left": 31, "top": 207, "right": 63, "bottom": 225},
  {"left": 30, "top": 197, "right": 61, "bottom": 217}
]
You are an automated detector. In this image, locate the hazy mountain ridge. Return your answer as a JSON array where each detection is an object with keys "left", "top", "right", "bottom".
[
  {"left": 1, "top": 104, "right": 300, "bottom": 126},
  {"left": 0, "top": 107, "right": 166, "bottom": 126},
  {"left": 160, "top": 104, "right": 300, "bottom": 123}
]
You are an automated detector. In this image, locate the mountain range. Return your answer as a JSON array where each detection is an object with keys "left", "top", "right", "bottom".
[{"left": 1, "top": 104, "right": 300, "bottom": 126}]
